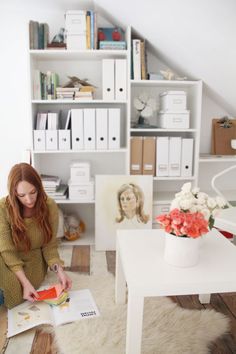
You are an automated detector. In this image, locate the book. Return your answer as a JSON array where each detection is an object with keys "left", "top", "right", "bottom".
[
  {"left": 99, "top": 41, "right": 126, "bottom": 50},
  {"left": 8, "top": 289, "right": 100, "bottom": 338}
]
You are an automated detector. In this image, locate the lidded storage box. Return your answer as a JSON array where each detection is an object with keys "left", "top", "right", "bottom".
[
  {"left": 158, "top": 111, "right": 190, "bottom": 129},
  {"left": 160, "top": 91, "right": 187, "bottom": 111},
  {"left": 68, "top": 179, "right": 94, "bottom": 200},
  {"left": 70, "top": 161, "right": 90, "bottom": 183}
]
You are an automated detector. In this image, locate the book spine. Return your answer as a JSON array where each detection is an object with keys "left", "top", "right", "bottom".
[
  {"left": 132, "top": 39, "right": 141, "bottom": 80},
  {"left": 90, "top": 11, "right": 94, "bottom": 49},
  {"left": 29, "top": 21, "right": 34, "bottom": 49},
  {"left": 86, "top": 11, "right": 91, "bottom": 49}
]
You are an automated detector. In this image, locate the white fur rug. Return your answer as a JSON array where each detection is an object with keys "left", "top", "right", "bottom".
[{"left": 43, "top": 271, "right": 230, "bottom": 354}]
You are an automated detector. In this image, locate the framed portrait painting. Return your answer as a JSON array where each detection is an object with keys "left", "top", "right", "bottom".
[{"left": 95, "top": 175, "right": 153, "bottom": 250}]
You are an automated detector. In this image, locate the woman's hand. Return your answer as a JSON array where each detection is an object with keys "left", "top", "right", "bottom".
[
  {"left": 22, "top": 282, "right": 39, "bottom": 302},
  {"left": 15, "top": 269, "right": 39, "bottom": 302},
  {"left": 57, "top": 267, "right": 72, "bottom": 290}
]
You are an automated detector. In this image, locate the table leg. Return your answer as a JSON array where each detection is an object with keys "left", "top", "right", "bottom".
[
  {"left": 126, "top": 293, "right": 144, "bottom": 354},
  {"left": 115, "top": 245, "right": 126, "bottom": 304},
  {"left": 199, "top": 294, "right": 211, "bottom": 304}
]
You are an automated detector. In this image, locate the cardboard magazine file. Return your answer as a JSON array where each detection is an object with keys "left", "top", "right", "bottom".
[{"left": 211, "top": 118, "right": 236, "bottom": 155}]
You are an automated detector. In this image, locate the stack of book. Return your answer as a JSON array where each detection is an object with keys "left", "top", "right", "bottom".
[
  {"left": 56, "top": 87, "right": 79, "bottom": 100},
  {"left": 74, "top": 86, "right": 94, "bottom": 101},
  {"left": 98, "top": 27, "right": 126, "bottom": 50},
  {"left": 41, "top": 174, "right": 68, "bottom": 200},
  {"left": 29, "top": 21, "right": 49, "bottom": 49},
  {"left": 33, "top": 70, "right": 59, "bottom": 100}
]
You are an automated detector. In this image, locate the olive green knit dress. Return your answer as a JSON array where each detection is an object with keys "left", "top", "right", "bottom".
[{"left": 0, "top": 197, "right": 63, "bottom": 309}]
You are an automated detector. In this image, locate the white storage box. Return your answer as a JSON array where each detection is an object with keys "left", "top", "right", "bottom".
[
  {"left": 160, "top": 91, "right": 187, "bottom": 111},
  {"left": 70, "top": 161, "right": 90, "bottom": 183},
  {"left": 158, "top": 110, "right": 190, "bottom": 129},
  {"left": 153, "top": 204, "right": 170, "bottom": 223},
  {"left": 66, "top": 34, "right": 86, "bottom": 50},
  {"left": 65, "top": 10, "right": 87, "bottom": 34},
  {"left": 68, "top": 179, "right": 94, "bottom": 200}
]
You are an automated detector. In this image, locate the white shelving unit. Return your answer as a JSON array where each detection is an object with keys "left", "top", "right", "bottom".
[
  {"left": 29, "top": 17, "right": 131, "bottom": 246},
  {"left": 129, "top": 64, "right": 202, "bottom": 205},
  {"left": 29, "top": 16, "right": 205, "bottom": 245}
]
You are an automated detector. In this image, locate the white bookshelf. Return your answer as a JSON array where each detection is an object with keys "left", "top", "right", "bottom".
[
  {"left": 29, "top": 15, "right": 131, "bottom": 245},
  {"left": 29, "top": 14, "right": 206, "bottom": 244}
]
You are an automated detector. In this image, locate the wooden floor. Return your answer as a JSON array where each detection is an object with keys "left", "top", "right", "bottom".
[{"left": 1, "top": 246, "right": 236, "bottom": 354}]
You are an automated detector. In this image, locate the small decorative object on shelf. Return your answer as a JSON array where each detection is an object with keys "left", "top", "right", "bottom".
[
  {"left": 64, "top": 214, "right": 86, "bottom": 241},
  {"left": 47, "top": 28, "right": 66, "bottom": 49},
  {"left": 156, "top": 182, "right": 227, "bottom": 267},
  {"left": 133, "top": 92, "right": 157, "bottom": 128}
]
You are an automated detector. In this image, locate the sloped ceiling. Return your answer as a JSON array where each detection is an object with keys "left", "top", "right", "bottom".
[{"left": 94, "top": 0, "right": 236, "bottom": 116}]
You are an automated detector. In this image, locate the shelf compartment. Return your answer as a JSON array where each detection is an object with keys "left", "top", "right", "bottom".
[
  {"left": 153, "top": 176, "right": 196, "bottom": 181},
  {"left": 199, "top": 154, "right": 236, "bottom": 162},
  {"left": 32, "top": 148, "right": 128, "bottom": 154},
  {"left": 32, "top": 99, "right": 128, "bottom": 104},
  {"left": 29, "top": 49, "right": 128, "bottom": 60},
  {"left": 59, "top": 230, "right": 95, "bottom": 246},
  {"left": 131, "top": 80, "right": 201, "bottom": 87},
  {"left": 130, "top": 128, "right": 197, "bottom": 133},
  {"left": 55, "top": 199, "right": 95, "bottom": 204}
]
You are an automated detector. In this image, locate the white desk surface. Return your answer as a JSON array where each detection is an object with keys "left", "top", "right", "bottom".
[
  {"left": 214, "top": 207, "right": 236, "bottom": 234},
  {"left": 116, "top": 228, "right": 236, "bottom": 297}
]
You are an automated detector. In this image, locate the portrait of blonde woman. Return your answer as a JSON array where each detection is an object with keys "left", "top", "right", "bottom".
[
  {"left": 95, "top": 175, "right": 153, "bottom": 250},
  {"left": 116, "top": 183, "right": 150, "bottom": 226}
]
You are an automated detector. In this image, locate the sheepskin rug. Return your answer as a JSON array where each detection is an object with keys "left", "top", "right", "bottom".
[{"left": 43, "top": 271, "right": 229, "bottom": 354}]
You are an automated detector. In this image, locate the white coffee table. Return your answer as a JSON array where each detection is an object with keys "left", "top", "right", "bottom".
[{"left": 115, "top": 228, "right": 236, "bottom": 354}]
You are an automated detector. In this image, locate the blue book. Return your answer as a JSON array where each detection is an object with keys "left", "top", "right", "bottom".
[{"left": 98, "top": 27, "right": 125, "bottom": 42}]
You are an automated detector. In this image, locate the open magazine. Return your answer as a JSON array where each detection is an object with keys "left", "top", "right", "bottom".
[{"left": 8, "top": 289, "right": 100, "bottom": 338}]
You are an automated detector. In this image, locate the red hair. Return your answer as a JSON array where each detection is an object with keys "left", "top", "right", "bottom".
[{"left": 6, "top": 163, "right": 52, "bottom": 251}]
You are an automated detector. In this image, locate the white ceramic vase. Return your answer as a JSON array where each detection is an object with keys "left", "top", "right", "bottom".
[{"left": 164, "top": 232, "right": 200, "bottom": 267}]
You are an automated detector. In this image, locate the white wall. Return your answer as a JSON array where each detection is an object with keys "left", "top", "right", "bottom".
[
  {"left": 0, "top": 0, "right": 90, "bottom": 196},
  {"left": 0, "top": 0, "right": 233, "bottom": 196}
]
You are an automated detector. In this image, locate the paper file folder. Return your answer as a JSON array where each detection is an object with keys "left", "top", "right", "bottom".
[
  {"left": 58, "top": 130, "right": 71, "bottom": 150},
  {"left": 156, "top": 137, "right": 169, "bottom": 176},
  {"left": 102, "top": 59, "right": 115, "bottom": 100},
  {"left": 96, "top": 109, "right": 108, "bottom": 150},
  {"left": 169, "top": 137, "right": 181, "bottom": 176},
  {"left": 142, "top": 137, "right": 156, "bottom": 175},
  {"left": 34, "top": 130, "right": 45, "bottom": 151},
  {"left": 46, "top": 130, "right": 58, "bottom": 150},
  {"left": 71, "top": 109, "right": 84, "bottom": 150},
  {"left": 84, "top": 109, "right": 96, "bottom": 150},
  {"left": 108, "top": 108, "right": 120, "bottom": 149},
  {"left": 181, "top": 138, "right": 193, "bottom": 177},
  {"left": 130, "top": 136, "right": 143, "bottom": 174},
  {"left": 115, "top": 59, "right": 127, "bottom": 101}
]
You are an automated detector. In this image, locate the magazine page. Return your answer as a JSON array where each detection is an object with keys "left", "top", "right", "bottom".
[
  {"left": 52, "top": 289, "right": 100, "bottom": 326},
  {"left": 8, "top": 301, "right": 54, "bottom": 338}
]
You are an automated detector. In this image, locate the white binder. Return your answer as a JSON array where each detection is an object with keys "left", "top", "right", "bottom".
[
  {"left": 102, "top": 59, "right": 115, "bottom": 100},
  {"left": 169, "top": 137, "right": 182, "bottom": 176},
  {"left": 58, "top": 130, "right": 71, "bottom": 150},
  {"left": 46, "top": 130, "right": 58, "bottom": 150},
  {"left": 96, "top": 108, "right": 108, "bottom": 150},
  {"left": 84, "top": 109, "right": 96, "bottom": 150},
  {"left": 115, "top": 59, "right": 127, "bottom": 101},
  {"left": 108, "top": 108, "right": 120, "bottom": 149},
  {"left": 181, "top": 138, "right": 194, "bottom": 177},
  {"left": 156, "top": 137, "right": 169, "bottom": 176},
  {"left": 33, "top": 130, "right": 45, "bottom": 151},
  {"left": 71, "top": 109, "right": 84, "bottom": 150}
]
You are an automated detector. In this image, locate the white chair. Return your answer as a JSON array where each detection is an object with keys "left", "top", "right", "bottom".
[{"left": 211, "top": 164, "right": 236, "bottom": 238}]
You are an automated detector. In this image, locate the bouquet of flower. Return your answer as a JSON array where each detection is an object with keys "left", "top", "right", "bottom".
[{"left": 156, "top": 183, "right": 226, "bottom": 238}]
